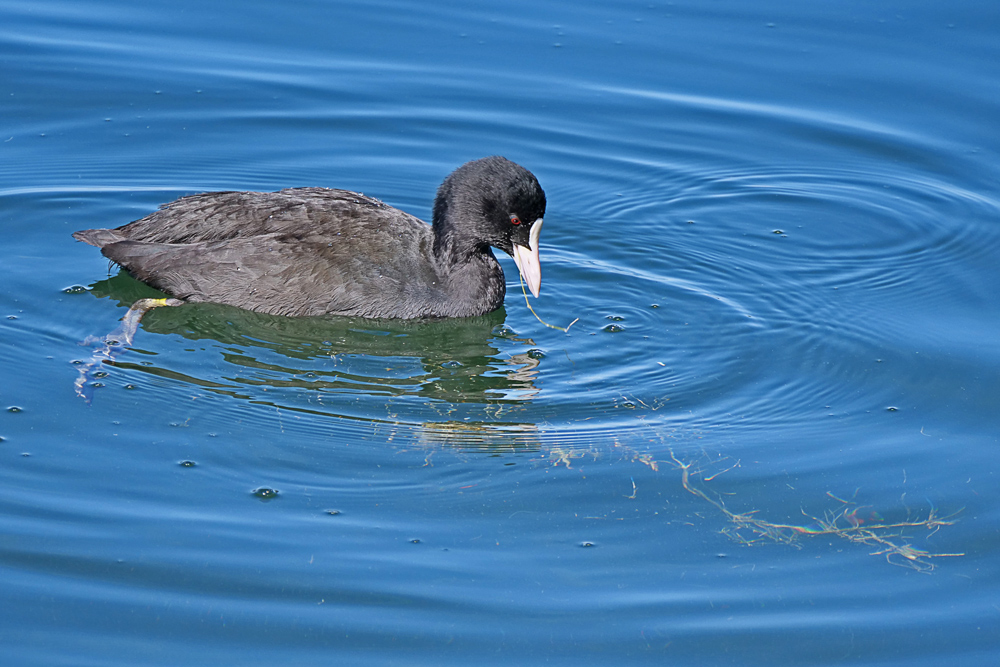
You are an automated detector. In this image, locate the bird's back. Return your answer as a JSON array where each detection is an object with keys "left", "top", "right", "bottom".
[{"left": 73, "top": 188, "right": 457, "bottom": 318}]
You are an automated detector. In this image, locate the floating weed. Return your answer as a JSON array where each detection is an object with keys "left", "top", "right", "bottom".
[
  {"left": 664, "top": 450, "right": 963, "bottom": 573},
  {"left": 547, "top": 446, "right": 597, "bottom": 468},
  {"left": 590, "top": 435, "right": 961, "bottom": 572}
]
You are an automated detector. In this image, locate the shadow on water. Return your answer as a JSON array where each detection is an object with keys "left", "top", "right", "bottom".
[{"left": 77, "top": 272, "right": 545, "bottom": 436}]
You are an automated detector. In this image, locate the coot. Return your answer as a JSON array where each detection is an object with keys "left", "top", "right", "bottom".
[{"left": 73, "top": 156, "right": 546, "bottom": 319}]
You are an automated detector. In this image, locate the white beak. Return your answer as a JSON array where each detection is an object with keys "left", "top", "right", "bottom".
[{"left": 511, "top": 217, "right": 543, "bottom": 298}]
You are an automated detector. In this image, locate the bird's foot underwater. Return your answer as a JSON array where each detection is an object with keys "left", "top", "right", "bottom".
[{"left": 74, "top": 298, "right": 183, "bottom": 403}]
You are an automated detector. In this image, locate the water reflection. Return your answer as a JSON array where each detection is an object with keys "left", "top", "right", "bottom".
[
  {"left": 415, "top": 420, "right": 541, "bottom": 453},
  {"left": 79, "top": 272, "right": 543, "bottom": 413}
]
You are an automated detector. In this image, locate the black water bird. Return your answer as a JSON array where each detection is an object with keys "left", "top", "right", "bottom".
[{"left": 73, "top": 156, "right": 546, "bottom": 319}]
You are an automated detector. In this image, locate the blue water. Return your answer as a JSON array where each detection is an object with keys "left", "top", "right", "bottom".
[{"left": 3, "top": 0, "right": 1000, "bottom": 664}]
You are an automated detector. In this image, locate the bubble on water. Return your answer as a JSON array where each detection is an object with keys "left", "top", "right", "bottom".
[
  {"left": 178, "top": 460, "right": 197, "bottom": 468},
  {"left": 579, "top": 541, "right": 597, "bottom": 548},
  {"left": 886, "top": 406, "right": 899, "bottom": 412},
  {"left": 492, "top": 324, "right": 517, "bottom": 338},
  {"left": 526, "top": 348, "right": 546, "bottom": 359},
  {"left": 602, "top": 324, "right": 625, "bottom": 333},
  {"left": 62, "top": 285, "right": 88, "bottom": 294},
  {"left": 7, "top": 406, "right": 23, "bottom": 414},
  {"left": 252, "top": 487, "right": 279, "bottom": 501},
  {"left": 441, "top": 360, "right": 463, "bottom": 369},
  {"left": 325, "top": 509, "right": 342, "bottom": 516},
  {"left": 606, "top": 315, "right": 625, "bottom": 321}
]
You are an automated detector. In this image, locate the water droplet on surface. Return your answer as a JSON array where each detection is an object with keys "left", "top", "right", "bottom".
[
  {"left": 602, "top": 324, "right": 625, "bottom": 333},
  {"left": 252, "top": 487, "right": 279, "bottom": 501},
  {"left": 62, "top": 285, "right": 88, "bottom": 294},
  {"left": 606, "top": 315, "right": 625, "bottom": 321},
  {"left": 526, "top": 348, "right": 546, "bottom": 359},
  {"left": 410, "top": 538, "right": 421, "bottom": 544},
  {"left": 179, "top": 460, "right": 196, "bottom": 468},
  {"left": 492, "top": 324, "right": 517, "bottom": 338},
  {"left": 7, "top": 406, "right": 23, "bottom": 414},
  {"left": 441, "top": 360, "right": 463, "bottom": 369},
  {"left": 325, "top": 509, "right": 342, "bottom": 516},
  {"left": 579, "top": 541, "right": 597, "bottom": 548},
  {"left": 886, "top": 406, "right": 899, "bottom": 412}
]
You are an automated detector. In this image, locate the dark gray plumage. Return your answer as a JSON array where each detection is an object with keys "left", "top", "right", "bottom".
[{"left": 73, "top": 156, "right": 547, "bottom": 319}]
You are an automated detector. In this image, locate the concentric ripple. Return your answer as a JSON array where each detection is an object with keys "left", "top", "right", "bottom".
[{"left": 11, "top": 68, "right": 998, "bottom": 459}]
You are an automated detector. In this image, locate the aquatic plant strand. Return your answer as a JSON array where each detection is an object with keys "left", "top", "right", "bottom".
[
  {"left": 543, "top": 431, "right": 963, "bottom": 573},
  {"left": 665, "top": 451, "right": 964, "bottom": 573},
  {"left": 519, "top": 272, "right": 578, "bottom": 332}
]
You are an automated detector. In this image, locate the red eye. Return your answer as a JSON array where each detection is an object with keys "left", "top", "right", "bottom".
[{"left": 510, "top": 215, "right": 521, "bottom": 225}]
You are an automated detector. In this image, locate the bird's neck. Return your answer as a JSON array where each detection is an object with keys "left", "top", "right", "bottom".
[{"left": 432, "top": 213, "right": 486, "bottom": 265}]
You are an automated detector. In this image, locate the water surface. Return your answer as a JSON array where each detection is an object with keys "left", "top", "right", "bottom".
[{"left": 2, "top": 1, "right": 1000, "bottom": 664}]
